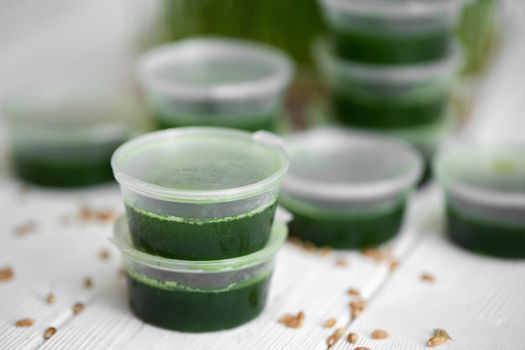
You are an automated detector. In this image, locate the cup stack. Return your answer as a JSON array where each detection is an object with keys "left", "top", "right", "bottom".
[
  {"left": 315, "top": 0, "right": 468, "bottom": 183},
  {"left": 111, "top": 127, "right": 290, "bottom": 332}
]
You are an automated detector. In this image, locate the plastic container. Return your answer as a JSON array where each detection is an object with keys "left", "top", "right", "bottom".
[
  {"left": 384, "top": 111, "right": 455, "bottom": 185},
  {"left": 435, "top": 144, "right": 525, "bottom": 258},
  {"left": 280, "top": 128, "right": 422, "bottom": 248},
  {"left": 113, "top": 215, "right": 287, "bottom": 332},
  {"left": 2, "top": 84, "right": 143, "bottom": 187},
  {"left": 318, "top": 0, "right": 466, "bottom": 64},
  {"left": 111, "top": 127, "right": 289, "bottom": 260},
  {"left": 314, "top": 38, "right": 461, "bottom": 130},
  {"left": 136, "top": 37, "right": 294, "bottom": 132}
]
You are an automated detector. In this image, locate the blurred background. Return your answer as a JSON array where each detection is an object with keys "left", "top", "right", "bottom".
[{"left": 1, "top": 0, "right": 525, "bottom": 184}]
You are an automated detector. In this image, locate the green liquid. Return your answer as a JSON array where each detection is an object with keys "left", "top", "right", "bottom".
[
  {"left": 333, "top": 91, "right": 447, "bottom": 129},
  {"left": 446, "top": 204, "right": 525, "bottom": 258},
  {"left": 283, "top": 200, "right": 406, "bottom": 249},
  {"left": 126, "top": 202, "right": 277, "bottom": 260},
  {"left": 332, "top": 26, "right": 452, "bottom": 64},
  {"left": 155, "top": 111, "right": 278, "bottom": 132},
  {"left": 12, "top": 145, "right": 118, "bottom": 188},
  {"left": 127, "top": 273, "right": 270, "bottom": 332}
]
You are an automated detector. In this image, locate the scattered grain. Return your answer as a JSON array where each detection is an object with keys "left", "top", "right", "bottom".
[
  {"left": 0, "top": 266, "right": 14, "bottom": 282},
  {"left": 46, "top": 293, "right": 56, "bottom": 305},
  {"left": 347, "top": 288, "right": 360, "bottom": 297},
  {"left": 426, "top": 328, "right": 452, "bottom": 347},
  {"left": 389, "top": 259, "right": 399, "bottom": 273},
  {"left": 98, "top": 249, "right": 110, "bottom": 261},
  {"left": 420, "top": 273, "right": 435, "bottom": 283},
  {"left": 279, "top": 311, "right": 304, "bottom": 329},
  {"left": 83, "top": 276, "right": 93, "bottom": 289},
  {"left": 362, "top": 247, "right": 391, "bottom": 262},
  {"left": 371, "top": 329, "right": 389, "bottom": 340},
  {"left": 349, "top": 299, "right": 367, "bottom": 320},
  {"left": 95, "top": 209, "right": 115, "bottom": 223},
  {"left": 78, "top": 205, "right": 93, "bottom": 221},
  {"left": 14, "top": 221, "right": 38, "bottom": 237},
  {"left": 347, "top": 332, "right": 359, "bottom": 344},
  {"left": 355, "top": 347, "right": 371, "bottom": 350},
  {"left": 72, "top": 302, "right": 85, "bottom": 315},
  {"left": 326, "top": 327, "right": 344, "bottom": 347},
  {"left": 43, "top": 327, "right": 56, "bottom": 340},
  {"left": 323, "top": 318, "right": 336, "bottom": 328},
  {"left": 15, "top": 318, "right": 34, "bottom": 327},
  {"left": 335, "top": 258, "right": 348, "bottom": 267}
]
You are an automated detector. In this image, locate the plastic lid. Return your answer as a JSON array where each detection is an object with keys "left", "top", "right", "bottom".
[
  {"left": 282, "top": 128, "right": 422, "bottom": 201},
  {"left": 320, "top": 0, "right": 466, "bottom": 19},
  {"left": 314, "top": 37, "right": 462, "bottom": 84},
  {"left": 435, "top": 144, "right": 525, "bottom": 208},
  {"left": 112, "top": 215, "right": 288, "bottom": 273},
  {"left": 111, "top": 127, "right": 289, "bottom": 203},
  {"left": 137, "top": 37, "right": 294, "bottom": 101},
  {"left": 1, "top": 83, "right": 143, "bottom": 143}
]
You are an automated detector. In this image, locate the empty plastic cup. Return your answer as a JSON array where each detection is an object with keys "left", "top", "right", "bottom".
[
  {"left": 280, "top": 128, "right": 422, "bottom": 248},
  {"left": 435, "top": 144, "right": 525, "bottom": 258},
  {"left": 136, "top": 37, "right": 294, "bottom": 132},
  {"left": 318, "top": 0, "right": 467, "bottom": 64},
  {"left": 111, "top": 127, "right": 289, "bottom": 260},
  {"left": 113, "top": 215, "right": 288, "bottom": 332}
]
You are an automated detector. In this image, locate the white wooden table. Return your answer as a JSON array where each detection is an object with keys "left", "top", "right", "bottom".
[{"left": 1, "top": 1, "right": 525, "bottom": 349}]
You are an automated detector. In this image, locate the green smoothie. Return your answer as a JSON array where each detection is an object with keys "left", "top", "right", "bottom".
[
  {"left": 333, "top": 87, "right": 448, "bottom": 129},
  {"left": 332, "top": 25, "right": 453, "bottom": 64},
  {"left": 155, "top": 110, "right": 278, "bottom": 132},
  {"left": 127, "top": 271, "right": 271, "bottom": 332},
  {"left": 282, "top": 196, "right": 406, "bottom": 249},
  {"left": 126, "top": 202, "right": 277, "bottom": 260},
  {"left": 12, "top": 141, "right": 122, "bottom": 188},
  {"left": 446, "top": 203, "right": 525, "bottom": 258}
]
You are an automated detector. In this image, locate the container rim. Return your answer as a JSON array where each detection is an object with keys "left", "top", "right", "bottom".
[
  {"left": 314, "top": 37, "right": 462, "bottom": 84},
  {"left": 320, "top": 0, "right": 466, "bottom": 19},
  {"left": 282, "top": 128, "right": 423, "bottom": 201},
  {"left": 1, "top": 83, "right": 143, "bottom": 142},
  {"left": 434, "top": 144, "right": 525, "bottom": 207},
  {"left": 111, "top": 127, "right": 289, "bottom": 203},
  {"left": 112, "top": 215, "right": 288, "bottom": 273},
  {"left": 136, "top": 36, "right": 294, "bottom": 101}
]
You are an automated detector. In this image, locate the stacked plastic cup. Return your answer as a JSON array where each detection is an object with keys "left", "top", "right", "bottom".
[
  {"left": 315, "top": 0, "right": 468, "bottom": 183},
  {"left": 111, "top": 127, "right": 290, "bottom": 331},
  {"left": 136, "top": 37, "right": 294, "bottom": 132}
]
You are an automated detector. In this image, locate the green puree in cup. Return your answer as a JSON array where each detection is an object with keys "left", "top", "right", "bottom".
[
  {"left": 332, "top": 25, "right": 452, "bottom": 64},
  {"left": 437, "top": 148, "right": 525, "bottom": 258},
  {"left": 127, "top": 271, "right": 271, "bottom": 332},
  {"left": 126, "top": 202, "right": 277, "bottom": 260},
  {"left": 155, "top": 109, "right": 278, "bottom": 132},
  {"left": 446, "top": 203, "right": 525, "bottom": 258},
  {"left": 333, "top": 86, "right": 447, "bottom": 129},
  {"left": 283, "top": 196, "right": 406, "bottom": 248},
  {"left": 12, "top": 141, "right": 121, "bottom": 188}
]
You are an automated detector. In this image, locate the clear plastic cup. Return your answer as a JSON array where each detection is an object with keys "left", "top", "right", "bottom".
[
  {"left": 318, "top": 0, "right": 467, "bottom": 64},
  {"left": 280, "top": 127, "right": 422, "bottom": 248},
  {"left": 2, "top": 83, "right": 144, "bottom": 187},
  {"left": 112, "top": 215, "right": 288, "bottom": 332},
  {"left": 314, "top": 37, "right": 461, "bottom": 130},
  {"left": 435, "top": 143, "right": 525, "bottom": 258},
  {"left": 136, "top": 37, "right": 294, "bottom": 132},
  {"left": 111, "top": 127, "right": 289, "bottom": 260}
]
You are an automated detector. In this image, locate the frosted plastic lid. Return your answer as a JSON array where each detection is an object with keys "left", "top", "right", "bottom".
[
  {"left": 283, "top": 128, "right": 422, "bottom": 201},
  {"left": 112, "top": 215, "right": 288, "bottom": 272},
  {"left": 435, "top": 144, "right": 525, "bottom": 207},
  {"left": 137, "top": 37, "right": 294, "bottom": 101},
  {"left": 314, "top": 38, "right": 461, "bottom": 84},
  {"left": 111, "top": 127, "right": 289, "bottom": 203},
  {"left": 2, "top": 83, "right": 143, "bottom": 142},
  {"left": 320, "top": 0, "right": 466, "bottom": 19}
]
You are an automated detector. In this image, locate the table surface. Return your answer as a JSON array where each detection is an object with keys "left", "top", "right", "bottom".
[{"left": 1, "top": 1, "right": 525, "bottom": 349}]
